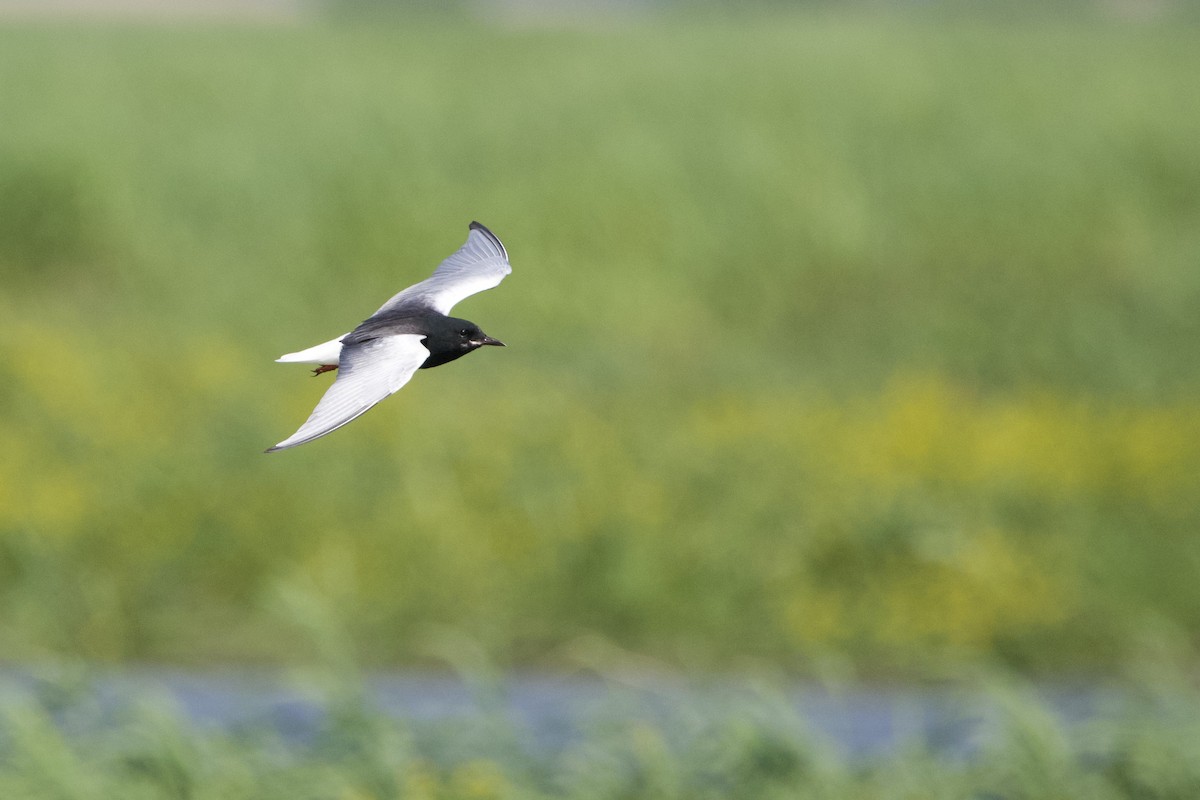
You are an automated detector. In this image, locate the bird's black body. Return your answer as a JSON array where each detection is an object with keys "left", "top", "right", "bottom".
[{"left": 343, "top": 312, "right": 503, "bottom": 370}]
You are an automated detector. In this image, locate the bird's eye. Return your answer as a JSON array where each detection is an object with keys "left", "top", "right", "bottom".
[{"left": 459, "top": 328, "right": 471, "bottom": 337}]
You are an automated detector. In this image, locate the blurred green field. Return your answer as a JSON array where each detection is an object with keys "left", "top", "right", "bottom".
[{"left": 0, "top": 9, "right": 1198, "bottom": 682}]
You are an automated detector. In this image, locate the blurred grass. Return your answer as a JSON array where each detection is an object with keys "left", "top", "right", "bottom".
[
  {"left": 0, "top": 9, "right": 1198, "bottom": 677},
  {"left": 5, "top": 662, "right": 1200, "bottom": 799}
]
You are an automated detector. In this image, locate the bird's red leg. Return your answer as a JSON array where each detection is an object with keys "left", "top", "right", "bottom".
[{"left": 311, "top": 364, "right": 338, "bottom": 376}]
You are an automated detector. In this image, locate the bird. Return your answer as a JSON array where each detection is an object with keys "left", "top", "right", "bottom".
[{"left": 267, "top": 221, "right": 511, "bottom": 452}]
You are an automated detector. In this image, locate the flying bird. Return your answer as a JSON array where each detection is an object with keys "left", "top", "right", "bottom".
[{"left": 267, "top": 221, "right": 511, "bottom": 452}]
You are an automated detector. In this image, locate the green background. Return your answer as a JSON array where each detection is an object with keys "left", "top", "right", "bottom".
[
  {"left": 4, "top": 5, "right": 1200, "bottom": 797},
  {"left": 1, "top": 5, "right": 1198, "bottom": 684}
]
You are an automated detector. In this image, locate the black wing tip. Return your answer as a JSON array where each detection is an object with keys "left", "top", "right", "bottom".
[{"left": 468, "top": 221, "right": 507, "bottom": 261}]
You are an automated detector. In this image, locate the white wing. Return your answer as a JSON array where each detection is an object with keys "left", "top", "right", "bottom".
[
  {"left": 374, "top": 221, "right": 511, "bottom": 316},
  {"left": 267, "top": 334, "right": 428, "bottom": 452}
]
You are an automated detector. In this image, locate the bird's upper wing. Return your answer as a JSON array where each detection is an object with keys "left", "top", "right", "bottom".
[
  {"left": 373, "top": 221, "right": 511, "bottom": 316},
  {"left": 267, "top": 334, "right": 429, "bottom": 452}
]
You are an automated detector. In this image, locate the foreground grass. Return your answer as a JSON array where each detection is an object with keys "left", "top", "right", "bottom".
[
  {"left": 0, "top": 11, "right": 1198, "bottom": 675},
  {"left": 3, "top": 665, "right": 1200, "bottom": 800}
]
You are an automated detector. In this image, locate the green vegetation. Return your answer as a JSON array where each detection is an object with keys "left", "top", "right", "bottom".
[
  {"left": 5, "top": 664, "right": 1200, "bottom": 799},
  {"left": 0, "top": 10, "right": 1198, "bottom": 683},
  {"left": 2, "top": 7, "right": 1200, "bottom": 796}
]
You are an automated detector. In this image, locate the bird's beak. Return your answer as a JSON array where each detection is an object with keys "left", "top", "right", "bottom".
[{"left": 475, "top": 336, "right": 505, "bottom": 347}]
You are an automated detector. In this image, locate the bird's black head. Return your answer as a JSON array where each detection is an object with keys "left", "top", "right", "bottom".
[
  {"left": 420, "top": 316, "right": 505, "bottom": 369},
  {"left": 456, "top": 321, "right": 505, "bottom": 351}
]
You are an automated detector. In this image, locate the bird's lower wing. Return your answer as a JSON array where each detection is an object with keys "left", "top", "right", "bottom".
[{"left": 267, "top": 334, "right": 428, "bottom": 452}]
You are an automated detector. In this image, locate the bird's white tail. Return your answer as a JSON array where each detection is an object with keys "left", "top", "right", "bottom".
[{"left": 276, "top": 336, "right": 344, "bottom": 365}]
